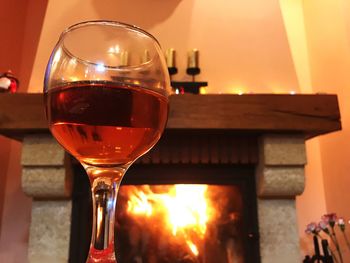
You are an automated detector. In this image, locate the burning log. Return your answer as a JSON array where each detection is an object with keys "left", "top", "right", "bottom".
[{"left": 115, "top": 184, "right": 245, "bottom": 263}]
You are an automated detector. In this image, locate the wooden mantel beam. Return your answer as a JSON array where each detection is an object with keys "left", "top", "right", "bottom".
[{"left": 0, "top": 93, "right": 341, "bottom": 140}]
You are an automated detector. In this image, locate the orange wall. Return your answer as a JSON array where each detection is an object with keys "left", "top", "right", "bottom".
[
  {"left": 303, "top": 0, "right": 350, "bottom": 254},
  {"left": 279, "top": 0, "right": 329, "bottom": 256},
  {"left": 0, "top": 0, "right": 31, "bottom": 260},
  {"left": 293, "top": 0, "right": 350, "bottom": 259},
  {"left": 28, "top": 0, "right": 299, "bottom": 94},
  {"left": 0, "top": 0, "right": 28, "bottom": 80},
  {"left": 0, "top": 140, "right": 31, "bottom": 263},
  {"left": 272, "top": 1, "right": 350, "bottom": 258},
  {"left": 0, "top": 137, "right": 11, "bottom": 234},
  {"left": 0, "top": 0, "right": 48, "bottom": 262}
]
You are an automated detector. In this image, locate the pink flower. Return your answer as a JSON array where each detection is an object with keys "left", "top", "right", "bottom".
[
  {"left": 305, "top": 228, "right": 312, "bottom": 234},
  {"left": 318, "top": 221, "right": 330, "bottom": 234},
  {"left": 338, "top": 217, "right": 346, "bottom": 231},
  {"left": 306, "top": 222, "right": 320, "bottom": 235},
  {"left": 338, "top": 217, "right": 345, "bottom": 225},
  {"left": 322, "top": 213, "right": 337, "bottom": 227}
]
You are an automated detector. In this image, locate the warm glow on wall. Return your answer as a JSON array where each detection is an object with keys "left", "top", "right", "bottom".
[
  {"left": 231, "top": 87, "right": 246, "bottom": 95},
  {"left": 279, "top": 0, "right": 312, "bottom": 92},
  {"left": 28, "top": 0, "right": 299, "bottom": 94}
]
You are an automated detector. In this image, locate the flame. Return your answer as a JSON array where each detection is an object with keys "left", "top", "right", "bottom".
[
  {"left": 126, "top": 184, "right": 210, "bottom": 256},
  {"left": 162, "top": 185, "right": 208, "bottom": 237},
  {"left": 127, "top": 190, "right": 153, "bottom": 217},
  {"left": 186, "top": 240, "right": 199, "bottom": 256}
]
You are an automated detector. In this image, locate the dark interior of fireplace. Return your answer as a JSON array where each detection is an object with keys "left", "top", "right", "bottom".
[{"left": 69, "top": 162, "right": 260, "bottom": 263}]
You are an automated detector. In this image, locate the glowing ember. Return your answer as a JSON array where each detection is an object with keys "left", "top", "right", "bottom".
[{"left": 126, "top": 184, "right": 211, "bottom": 256}]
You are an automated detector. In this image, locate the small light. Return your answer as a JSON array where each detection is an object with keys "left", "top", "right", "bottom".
[
  {"left": 96, "top": 63, "right": 105, "bottom": 72},
  {"left": 108, "top": 45, "right": 120, "bottom": 54},
  {"left": 199, "top": 87, "right": 207, "bottom": 94},
  {"left": 231, "top": 86, "right": 245, "bottom": 95},
  {"left": 289, "top": 90, "right": 296, "bottom": 95}
]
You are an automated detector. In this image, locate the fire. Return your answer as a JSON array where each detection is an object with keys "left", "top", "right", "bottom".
[
  {"left": 126, "top": 184, "right": 211, "bottom": 257},
  {"left": 127, "top": 190, "right": 153, "bottom": 216},
  {"left": 162, "top": 185, "right": 208, "bottom": 236},
  {"left": 186, "top": 240, "right": 199, "bottom": 256}
]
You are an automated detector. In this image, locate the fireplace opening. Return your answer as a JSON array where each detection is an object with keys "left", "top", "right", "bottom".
[{"left": 69, "top": 163, "right": 260, "bottom": 263}]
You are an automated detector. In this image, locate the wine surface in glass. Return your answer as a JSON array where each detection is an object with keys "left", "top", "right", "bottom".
[{"left": 45, "top": 81, "right": 168, "bottom": 166}]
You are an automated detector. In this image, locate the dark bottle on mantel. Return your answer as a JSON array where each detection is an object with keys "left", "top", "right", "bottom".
[{"left": 0, "top": 71, "right": 19, "bottom": 93}]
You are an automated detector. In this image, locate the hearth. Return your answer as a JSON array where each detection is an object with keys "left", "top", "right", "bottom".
[{"left": 69, "top": 133, "right": 260, "bottom": 263}]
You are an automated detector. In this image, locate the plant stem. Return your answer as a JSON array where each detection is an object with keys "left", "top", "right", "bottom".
[
  {"left": 342, "top": 231, "right": 350, "bottom": 252},
  {"left": 331, "top": 226, "right": 343, "bottom": 263}
]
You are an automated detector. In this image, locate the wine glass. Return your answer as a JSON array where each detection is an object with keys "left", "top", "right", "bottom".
[{"left": 44, "top": 21, "right": 170, "bottom": 262}]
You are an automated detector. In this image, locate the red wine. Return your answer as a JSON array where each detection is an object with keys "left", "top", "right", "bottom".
[{"left": 45, "top": 82, "right": 168, "bottom": 166}]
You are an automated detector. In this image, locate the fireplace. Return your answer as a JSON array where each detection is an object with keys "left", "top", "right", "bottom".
[
  {"left": 69, "top": 133, "right": 260, "bottom": 263},
  {"left": 0, "top": 93, "right": 341, "bottom": 263},
  {"left": 117, "top": 165, "right": 259, "bottom": 263}
]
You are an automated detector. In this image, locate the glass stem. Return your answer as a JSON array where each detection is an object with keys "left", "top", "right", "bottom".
[{"left": 84, "top": 165, "right": 128, "bottom": 263}]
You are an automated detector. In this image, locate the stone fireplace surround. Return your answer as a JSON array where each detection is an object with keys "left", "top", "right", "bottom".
[{"left": 0, "top": 93, "right": 341, "bottom": 263}]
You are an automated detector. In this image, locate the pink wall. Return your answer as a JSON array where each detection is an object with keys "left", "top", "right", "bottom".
[{"left": 28, "top": 0, "right": 299, "bottom": 94}]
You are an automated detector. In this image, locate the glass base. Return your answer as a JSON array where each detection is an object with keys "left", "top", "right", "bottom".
[{"left": 86, "top": 244, "right": 116, "bottom": 263}]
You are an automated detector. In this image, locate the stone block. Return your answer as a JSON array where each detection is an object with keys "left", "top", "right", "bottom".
[
  {"left": 28, "top": 200, "right": 72, "bottom": 263},
  {"left": 257, "top": 199, "right": 300, "bottom": 263},
  {"left": 260, "top": 135, "right": 306, "bottom": 165},
  {"left": 22, "top": 167, "right": 72, "bottom": 198},
  {"left": 256, "top": 166, "right": 305, "bottom": 197},
  {"left": 22, "top": 135, "right": 65, "bottom": 166}
]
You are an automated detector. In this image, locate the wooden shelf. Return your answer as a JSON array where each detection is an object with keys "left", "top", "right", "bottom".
[{"left": 0, "top": 93, "right": 341, "bottom": 140}]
